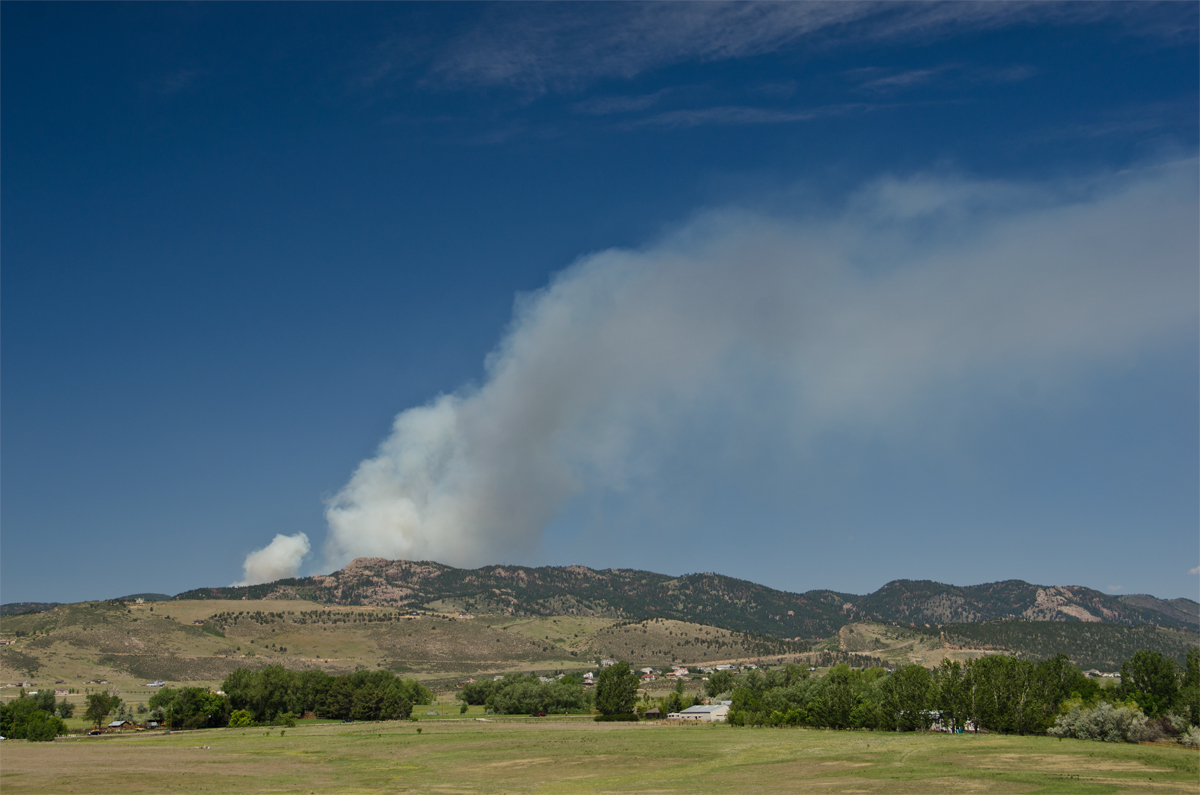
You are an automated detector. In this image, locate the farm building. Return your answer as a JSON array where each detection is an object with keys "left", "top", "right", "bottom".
[{"left": 668, "top": 704, "right": 729, "bottom": 723}]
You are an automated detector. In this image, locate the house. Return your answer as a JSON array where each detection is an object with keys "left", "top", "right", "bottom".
[
  {"left": 145, "top": 681, "right": 166, "bottom": 688},
  {"left": 929, "top": 711, "right": 975, "bottom": 733},
  {"left": 107, "top": 720, "right": 135, "bottom": 732},
  {"left": 54, "top": 689, "right": 69, "bottom": 697},
  {"left": 643, "top": 707, "right": 662, "bottom": 719},
  {"left": 600, "top": 659, "right": 615, "bottom": 668},
  {"left": 669, "top": 704, "right": 729, "bottom": 722}
]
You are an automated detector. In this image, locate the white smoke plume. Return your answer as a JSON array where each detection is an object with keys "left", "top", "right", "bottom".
[
  {"left": 235, "top": 532, "right": 311, "bottom": 586},
  {"left": 246, "top": 161, "right": 1198, "bottom": 576}
]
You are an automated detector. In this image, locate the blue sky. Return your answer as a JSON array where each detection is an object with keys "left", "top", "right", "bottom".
[{"left": 3, "top": 2, "right": 1197, "bottom": 604}]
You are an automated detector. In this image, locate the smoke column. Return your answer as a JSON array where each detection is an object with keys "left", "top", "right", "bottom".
[
  {"left": 235, "top": 532, "right": 310, "bottom": 586},
  {"left": 240, "top": 163, "right": 1198, "bottom": 577}
]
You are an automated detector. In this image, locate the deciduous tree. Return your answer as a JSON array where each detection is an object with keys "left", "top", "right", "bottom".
[{"left": 595, "top": 661, "right": 639, "bottom": 716}]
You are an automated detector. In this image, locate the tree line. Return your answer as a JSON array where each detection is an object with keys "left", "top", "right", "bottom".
[
  {"left": 718, "top": 648, "right": 1199, "bottom": 739},
  {"left": 1, "top": 665, "right": 433, "bottom": 739},
  {"left": 221, "top": 666, "right": 431, "bottom": 724},
  {"left": 0, "top": 690, "right": 70, "bottom": 741},
  {"left": 460, "top": 673, "right": 591, "bottom": 714}
]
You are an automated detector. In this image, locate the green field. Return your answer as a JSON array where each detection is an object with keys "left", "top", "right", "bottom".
[{"left": 2, "top": 719, "right": 1197, "bottom": 794}]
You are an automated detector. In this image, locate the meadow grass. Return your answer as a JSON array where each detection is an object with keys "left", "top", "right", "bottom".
[{"left": 2, "top": 720, "right": 1196, "bottom": 794}]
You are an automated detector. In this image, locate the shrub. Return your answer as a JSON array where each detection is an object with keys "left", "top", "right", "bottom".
[
  {"left": 1048, "top": 703, "right": 1147, "bottom": 743},
  {"left": 229, "top": 710, "right": 253, "bottom": 727},
  {"left": 1181, "top": 726, "right": 1200, "bottom": 747},
  {"left": 1165, "top": 712, "right": 1190, "bottom": 734}
]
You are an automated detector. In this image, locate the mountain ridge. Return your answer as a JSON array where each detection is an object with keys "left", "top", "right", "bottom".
[{"left": 162, "top": 559, "right": 1197, "bottom": 638}]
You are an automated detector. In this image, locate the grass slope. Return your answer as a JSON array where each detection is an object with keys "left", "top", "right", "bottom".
[
  {"left": 834, "top": 621, "right": 1200, "bottom": 671},
  {"left": 1, "top": 600, "right": 814, "bottom": 699},
  {"left": 580, "top": 618, "right": 809, "bottom": 666}
]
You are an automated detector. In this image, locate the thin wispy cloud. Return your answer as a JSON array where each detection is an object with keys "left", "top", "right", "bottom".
[
  {"left": 618, "top": 103, "right": 877, "bottom": 131},
  {"left": 858, "top": 68, "right": 946, "bottom": 91},
  {"left": 429, "top": 3, "right": 873, "bottom": 94},
  {"left": 1038, "top": 100, "right": 1197, "bottom": 143},
  {"left": 572, "top": 90, "right": 671, "bottom": 116},
  {"left": 978, "top": 64, "right": 1040, "bottom": 84},
  {"left": 750, "top": 81, "right": 799, "bottom": 98},
  {"left": 422, "top": 2, "right": 1188, "bottom": 95},
  {"left": 847, "top": 63, "right": 1037, "bottom": 94}
]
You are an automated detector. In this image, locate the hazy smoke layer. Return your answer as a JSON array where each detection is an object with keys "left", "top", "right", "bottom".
[
  {"left": 245, "top": 163, "right": 1198, "bottom": 576},
  {"left": 236, "top": 532, "right": 310, "bottom": 585}
]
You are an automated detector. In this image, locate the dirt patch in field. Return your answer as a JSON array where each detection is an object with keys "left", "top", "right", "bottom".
[
  {"left": 1082, "top": 776, "right": 1196, "bottom": 790},
  {"left": 966, "top": 752, "right": 1173, "bottom": 773},
  {"left": 484, "top": 757, "right": 554, "bottom": 769},
  {"left": 747, "top": 774, "right": 1026, "bottom": 794}
]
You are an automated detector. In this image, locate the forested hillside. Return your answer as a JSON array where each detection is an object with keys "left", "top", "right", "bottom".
[
  {"left": 171, "top": 559, "right": 1198, "bottom": 638},
  {"left": 0, "top": 603, "right": 62, "bottom": 617},
  {"left": 934, "top": 621, "right": 1198, "bottom": 671}
]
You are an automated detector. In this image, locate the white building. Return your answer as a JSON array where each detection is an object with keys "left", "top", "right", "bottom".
[{"left": 668, "top": 704, "right": 729, "bottom": 723}]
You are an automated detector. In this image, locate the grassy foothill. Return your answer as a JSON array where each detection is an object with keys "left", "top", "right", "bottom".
[{"left": 2, "top": 720, "right": 1197, "bottom": 794}]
